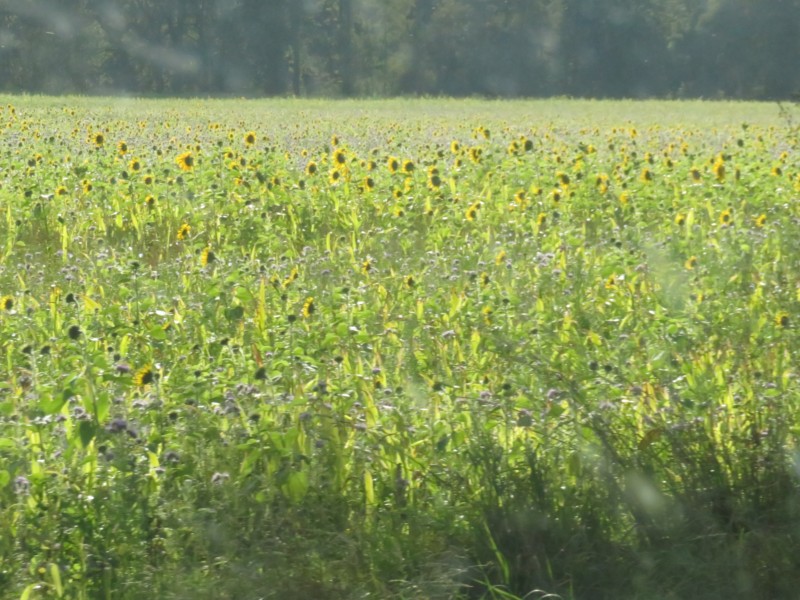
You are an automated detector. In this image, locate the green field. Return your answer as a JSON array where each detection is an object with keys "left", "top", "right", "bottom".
[{"left": 1, "top": 96, "right": 799, "bottom": 599}]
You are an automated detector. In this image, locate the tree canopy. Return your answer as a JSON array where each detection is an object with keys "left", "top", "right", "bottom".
[{"left": 0, "top": 0, "right": 798, "bottom": 99}]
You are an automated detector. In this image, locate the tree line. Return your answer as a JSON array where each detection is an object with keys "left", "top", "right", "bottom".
[{"left": 0, "top": 0, "right": 798, "bottom": 99}]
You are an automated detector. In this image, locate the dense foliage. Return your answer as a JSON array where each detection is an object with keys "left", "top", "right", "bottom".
[
  {"left": 0, "top": 0, "right": 798, "bottom": 99},
  {"left": 1, "top": 97, "right": 800, "bottom": 599}
]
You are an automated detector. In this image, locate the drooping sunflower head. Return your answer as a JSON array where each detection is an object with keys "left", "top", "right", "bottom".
[
  {"left": 201, "top": 247, "right": 216, "bottom": 267},
  {"left": 775, "top": 311, "right": 790, "bottom": 329},
  {"left": 302, "top": 297, "right": 315, "bottom": 318},
  {"left": 134, "top": 365, "right": 155, "bottom": 386}
]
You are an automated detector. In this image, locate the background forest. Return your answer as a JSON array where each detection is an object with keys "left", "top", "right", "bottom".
[{"left": 0, "top": 0, "right": 798, "bottom": 99}]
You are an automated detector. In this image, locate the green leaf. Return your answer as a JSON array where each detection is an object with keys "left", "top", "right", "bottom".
[
  {"left": 224, "top": 305, "right": 245, "bottom": 322},
  {"left": 283, "top": 470, "right": 309, "bottom": 503},
  {"left": 364, "top": 469, "right": 376, "bottom": 507},
  {"left": 50, "top": 563, "right": 63, "bottom": 598},
  {"left": 79, "top": 421, "right": 96, "bottom": 448},
  {"left": 235, "top": 287, "right": 254, "bottom": 303},
  {"left": 0, "top": 470, "right": 10, "bottom": 488}
]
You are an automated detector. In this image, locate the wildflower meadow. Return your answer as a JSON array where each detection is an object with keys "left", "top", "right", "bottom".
[{"left": 1, "top": 96, "right": 800, "bottom": 599}]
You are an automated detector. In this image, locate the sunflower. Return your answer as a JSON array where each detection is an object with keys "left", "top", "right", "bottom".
[
  {"left": 117, "top": 141, "right": 128, "bottom": 155},
  {"left": 675, "top": 213, "right": 686, "bottom": 226},
  {"left": 719, "top": 208, "right": 733, "bottom": 227},
  {"left": 129, "top": 158, "right": 142, "bottom": 172},
  {"left": 143, "top": 174, "right": 154, "bottom": 185},
  {"left": 712, "top": 160, "right": 725, "bottom": 182},
  {"left": 91, "top": 132, "right": 105, "bottom": 147},
  {"left": 302, "top": 297, "right": 315, "bottom": 318},
  {"left": 685, "top": 256, "right": 697, "bottom": 270},
  {"left": 328, "top": 168, "right": 341, "bottom": 185},
  {"left": 176, "top": 223, "right": 191, "bottom": 240},
  {"left": 428, "top": 173, "right": 442, "bottom": 190},
  {"left": 176, "top": 151, "right": 194, "bottom": 172},
  {"left": 465, "top": 202, "right": 480, "bottom": 221},
  {"left": 244, "top": 131, "right": 256, "bottom": 146},
  {"left": 201, "top": 247, "right": 216, "bottom": 266},
  {"left": 0, "top": 295, "right": 13, "bottom": 311},
  {"left": 690, "top": 167, "right": 702, "bottom": 182},
  {"left": 639, "top": 167, "right": 653, "bottom": 183},
  {"left": 404, "top": 275, "right": 415, "bottom": 288},
  {"left": 145, "top": 195, "right": 156, "bottom": 209},
  {"left": 134, "top": 365, "right": 154, "bottom": 386},
  {"left": 402, "top": 159, "right": 415, "bottom": 174},
  {"left": 333, "top": 148, "right": 347, "bottom": 166},
  {"left": 754, "top": 214, "right": 766, "bottom": 228},
  {"left": 387, "top": 156, "right": 400, "bottom": 174},
  {"left": 450, "top": 141, "right": 461, "bottom": 154},
  {"left": 305, "top": 161, "right": 318, "bottom": 176},
  {"left": 282, "top": 266, "right": 299, "bottom": 288},
  {"left": 362, "top": 176, "right": 375, "bottom": 191},
  {"left": 775, "top": 312, "right": 790, "bottom": 328}
]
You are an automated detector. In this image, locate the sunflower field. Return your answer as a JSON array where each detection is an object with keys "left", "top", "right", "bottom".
[{"left": 1, "top": 97, "right": 800, "bottom": 599}]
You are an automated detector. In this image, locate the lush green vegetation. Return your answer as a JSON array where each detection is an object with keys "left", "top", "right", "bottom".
[{"left": 1, "top": 97, "right": 800, "bottom": 599}]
